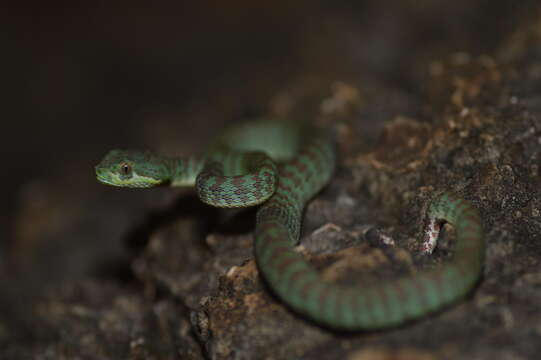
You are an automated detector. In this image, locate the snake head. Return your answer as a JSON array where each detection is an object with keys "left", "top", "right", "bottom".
[{"left": 95, "top": 149, "right": 170, "bottom": 188}]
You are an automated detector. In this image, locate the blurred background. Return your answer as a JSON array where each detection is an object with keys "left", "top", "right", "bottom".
[
  {"left": 2, "top": 0, "right": 540, "bottom": 357},
  {"left": 3, "top": 1, "right": 529, "bottom": 234}
]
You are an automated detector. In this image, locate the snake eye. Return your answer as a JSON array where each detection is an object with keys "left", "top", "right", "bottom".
[{"left": 120, "top": 163, "right": 132, "bottom": 176}]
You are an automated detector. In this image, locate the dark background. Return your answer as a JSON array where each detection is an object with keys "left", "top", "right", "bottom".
[{"left": 3, "top": 0, "right": 527, "bottom": 236}]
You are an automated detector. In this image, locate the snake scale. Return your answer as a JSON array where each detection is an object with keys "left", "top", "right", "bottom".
[{"left": 95, "top": 120, "right": 485, "bottom": 330}]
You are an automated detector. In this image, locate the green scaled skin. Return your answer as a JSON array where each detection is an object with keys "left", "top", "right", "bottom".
[{"left": 95, "top": 120, "right": 485, "bottom": 330}]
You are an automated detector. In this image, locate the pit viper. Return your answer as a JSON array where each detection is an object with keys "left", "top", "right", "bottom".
[{"left": 95, "top": 120, "right": 485, "bottom": 330}]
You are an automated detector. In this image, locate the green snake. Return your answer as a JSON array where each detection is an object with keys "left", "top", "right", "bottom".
[{"left": 95, "top": 120, "right": 485, "bottom": 330}]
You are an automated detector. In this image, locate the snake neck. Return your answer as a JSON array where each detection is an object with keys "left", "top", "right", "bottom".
[{"left": 167, "top": 156, "right": 206, "bottom": 187}]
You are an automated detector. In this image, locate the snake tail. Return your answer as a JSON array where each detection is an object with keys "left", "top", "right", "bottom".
[{"left": 256, "top": 192, "right": 484, "bottom": 329}]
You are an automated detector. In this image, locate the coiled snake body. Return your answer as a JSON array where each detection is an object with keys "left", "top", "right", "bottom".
[{"left": 95, "top": 120, "right": 484, "bottom": 330}]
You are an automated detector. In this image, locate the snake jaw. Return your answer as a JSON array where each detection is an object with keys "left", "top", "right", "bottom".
[
  {"left": 95, "top": 167, "right": 163, "bottom": 188},
  {"left": 95, "top": 166, "right": 112, "bottom": 184}
]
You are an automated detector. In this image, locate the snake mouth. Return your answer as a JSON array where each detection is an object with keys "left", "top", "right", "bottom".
[
  {"left": 96, "top": 173, "right": 117, "bottom": 186},
  {"left": 95, "top": 167, "right": 119, "bottom": 186},
  {"left": 95, "top": 169, "right": 164, "bottom": 188}
]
